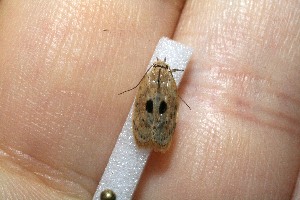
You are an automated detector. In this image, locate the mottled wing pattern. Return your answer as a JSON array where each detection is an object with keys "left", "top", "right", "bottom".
[
  {"left": 133, "top": 61, "right": 178, "bottom": 152},
  {"left": 151, "top": 68, "right": 178, "bottom": 152},
  {"left": 133, "top": 73, "right": 153, "bottom": 146}
]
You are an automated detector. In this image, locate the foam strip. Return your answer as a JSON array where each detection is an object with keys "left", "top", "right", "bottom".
[{"left": 93, "top": 37, "right": 193, "bottom": 200}]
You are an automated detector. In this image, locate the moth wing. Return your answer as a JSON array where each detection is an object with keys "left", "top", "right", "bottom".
[
  {"left": 132, "top": 74, "right": 152, "bottom": 147},
  {"left": 152, "top": 73, "right": 178, "bottom": 152}
]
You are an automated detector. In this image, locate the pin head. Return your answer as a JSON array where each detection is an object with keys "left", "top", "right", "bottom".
[{"left": 100, "top": 189, "right": 116, "bottom": 200}]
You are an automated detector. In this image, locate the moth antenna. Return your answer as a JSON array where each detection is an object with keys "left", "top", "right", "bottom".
[
  {"left": 118, "top": 65, "right": 154, "bottom": 95},
  {"left": 178, "top": 95, "right": 191, "bottom": 110}
]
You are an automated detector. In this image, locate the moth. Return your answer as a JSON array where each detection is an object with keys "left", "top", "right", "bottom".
[{"left": 119, "top": 58, "right": 187, "bottom": 152}]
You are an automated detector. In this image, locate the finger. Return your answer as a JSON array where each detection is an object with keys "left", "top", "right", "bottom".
[
  {"left": 135, "top": 0, "right": 300, "bottom": 199},
  {"left": 0, "top": 0, "right": 186, "bottom": 199}
]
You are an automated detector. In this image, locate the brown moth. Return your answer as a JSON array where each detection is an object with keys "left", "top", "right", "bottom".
[{"left": 132, "top": 58, "right": 180, "bottom": 152}]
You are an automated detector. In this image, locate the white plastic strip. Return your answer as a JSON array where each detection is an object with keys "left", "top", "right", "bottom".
[{"left": 93, "top": 37, "right": 193, "bottom": 200}]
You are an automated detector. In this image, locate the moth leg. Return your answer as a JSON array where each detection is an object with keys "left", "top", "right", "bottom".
[{"left": 171, "top": 69, "right": 184, "bottom": 72}]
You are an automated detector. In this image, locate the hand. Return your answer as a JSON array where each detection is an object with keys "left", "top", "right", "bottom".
[{"left": 0, "top": 1, "right": 299, "bottom": 199}]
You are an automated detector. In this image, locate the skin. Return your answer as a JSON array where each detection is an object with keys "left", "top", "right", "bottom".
[{"left": 0, "top": 0, "right": 299, "bottom": 199}]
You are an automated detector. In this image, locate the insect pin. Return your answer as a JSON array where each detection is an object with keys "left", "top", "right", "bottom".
[{"left": 119, "top": 58, "right": 188, "bottom": 152}]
